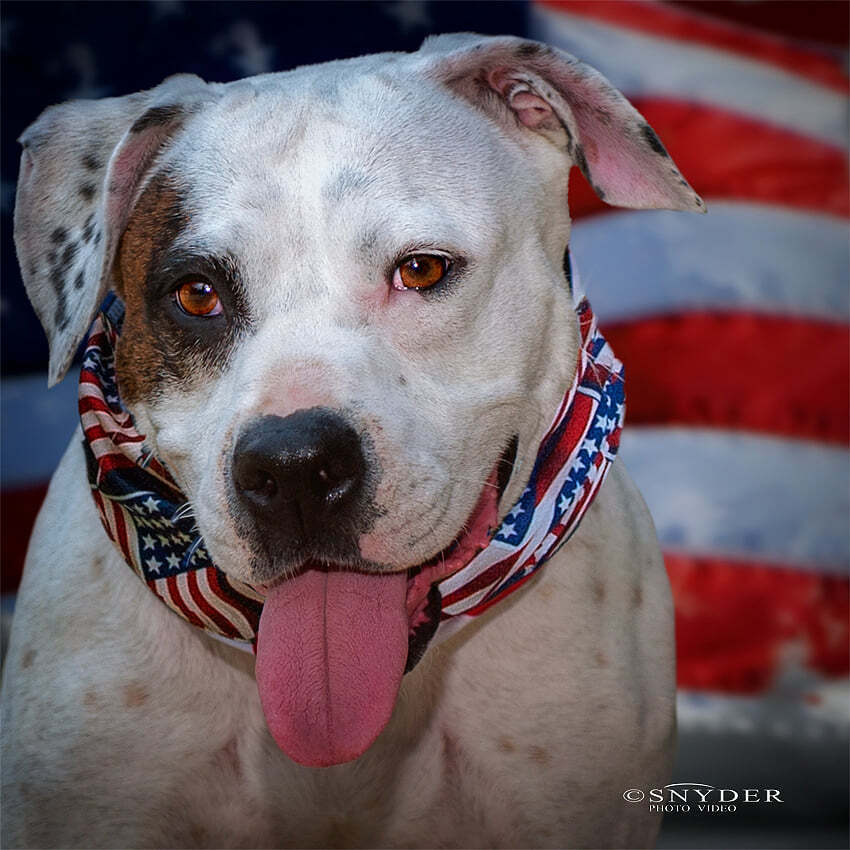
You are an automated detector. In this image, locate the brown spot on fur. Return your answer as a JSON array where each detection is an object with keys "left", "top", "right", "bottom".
[
  {"left": 326, "top": 819, "right": 359, "bottom": 846},
  {"left": 114, "top": 174, "right": 187, "bottom": 405},
  {"left": 82, "top": 152, "right": 102, "bottom": 172},
  {"left": 538, "top": 583, "right": 555, "bottom": 601},
  {"left": 633, "top": 583, "right": 643, "bottom": 607},
  {"left": 214, "top": 736, "right": 242, "bottom": 778},
  {"left": 574, "top": 145, "right": 589, "bottom": 178},
  {"left": 528, "top": 745, "right": 550, "bottom": 765},
  {"left": 115, "top": 174, "right": 247, "bottom": 406},
  {"left": 61, "top": 241, "right": 78, "bottom": 267},
  {"left": 497, "top": 735, "right": 515, "bottom": 753},
  {"left": 123, "top": 682, "right": 148, "bottom": 708},
  {"left": 90, "top": 555, "right": 104, "bottom": 578},
  {"left": 595, "top": 651, "right": 608, "bottom": 668},
  {"left": 442, "top": 729, "right": 457, "bottom": 760},
  {"left": 187, "top": 824, "right": 210, "bottom": 845},
  {"left": 130, "top": 104, "right": 184, "bottom": 134},
  {"left": 83, "top": 688, "right": 99, "bottom": 709},
  {"left": 21, "top": 649, "right": 36, "bottom": 669},
  {"left": 591, "top": 578, "right": 606, "bottom": 603},
  {"left": 516, "top": 42, "right": 546, "bottom": 58},
  {"left": 641, "top": 122, "right": 669, "bottom": 156}
]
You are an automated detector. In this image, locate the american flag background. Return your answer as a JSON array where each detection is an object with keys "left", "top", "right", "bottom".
[{"left": 1, "top": 2, "right": 847, "bottom": 847}]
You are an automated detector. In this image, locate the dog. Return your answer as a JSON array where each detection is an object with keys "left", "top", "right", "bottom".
[{"left": 1, "top": 34, "right": 703, "bottom": 848}]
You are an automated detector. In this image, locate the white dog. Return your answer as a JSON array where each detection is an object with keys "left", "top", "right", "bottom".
[{"left": 2, "top": 34, "right": 702, "bottom": 848}]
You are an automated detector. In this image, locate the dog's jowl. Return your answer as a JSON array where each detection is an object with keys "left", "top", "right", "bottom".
[{"left": 2, "top": 35, "right": 703, "bottom": 849}]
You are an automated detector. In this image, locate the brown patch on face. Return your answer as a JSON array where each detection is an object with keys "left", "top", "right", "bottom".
[
  {"left": 497, "top": 735, "right": 516, "bottom": 753},
  {"left": 528, "top": 745, "right": 550, "bottom": 765},
  {"left": 83, "top": 688, "right": 100, "bottom": 709},
  {"left": 114, "top": 173, "right": 188, "bottom": 406},
  {"left": 123, "top": 682, "right": 149, "bottom": 708},
  {"left": 115, "top": 174, "right": 248, "bottom": 410},
  {"left": 20, "top": 649, "right": 36, "bottom": 669},
  {"left": 594, "top": 651, "right": 608, "bottom": 668}
]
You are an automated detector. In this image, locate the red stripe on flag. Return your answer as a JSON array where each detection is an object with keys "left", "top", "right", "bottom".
[
  {"left": 0, "top": 484, "right": 47, "bottom": 591},
  {"left": 538, "top": 0, "right": 850, "bottom": 93},
  {"left": 441, "top": 549, "right": 524, "bottom": 609},
  {"left": 163, "top": 575, "right": 205, "bottom": 629},
  {"left": 208, "top": 570, "right": 260, "bottom": 630},
  {"left": 462, "top": 565, "right": 540, "bottom": 617},
  {"left": 186, "top": 569, "right": 236, "bottom": 635},
  {"left": 666, "top": 553, "right": 850, "bottom": 693},
  {"left": 668, "top": 0, "right": 850, "bottom": 50},
  {"left": 603, "top": 313, "right": 850, "bottom": 444},
  {"left": 536, "top": 391, "right": 595, "bottom": 496},
  {"left": 112, "top": 502, "right": 132, "bottom": 563},
  {"left": 569, "top": 99, "right": 850, "bottom": 220}
]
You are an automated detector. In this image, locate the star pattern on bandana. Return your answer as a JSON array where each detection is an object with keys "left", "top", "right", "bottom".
[{"left": 83, "top": 288, "right": 625, "bottom": 653}]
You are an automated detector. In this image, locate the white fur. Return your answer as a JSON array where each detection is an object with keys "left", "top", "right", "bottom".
[{"left": 1, "top": 35, "right": 694, "bottom": 848}]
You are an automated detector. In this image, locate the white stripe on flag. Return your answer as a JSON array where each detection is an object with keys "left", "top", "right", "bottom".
[
  {"left": 196, "top": 570, "right": 256, "bottom": 639},
  {"left": 570, "top": 203, "right": 849, "bottom": 323},
  {"left": 175, "top": 572, "right": 223, "bottom": 634},
  {"left": 530, "top": 4, "right": 849, "bottom": 147},
  {"left": 620, "top": 427, "right": 850, "bottom": 572}
]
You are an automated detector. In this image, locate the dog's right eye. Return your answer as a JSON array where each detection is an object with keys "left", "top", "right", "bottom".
[
  {"left": 173, "top": 280, "right": 223, "bottom": 317},
  {"left": 392, "top": 255, "right": 450, "bottom": 291}
]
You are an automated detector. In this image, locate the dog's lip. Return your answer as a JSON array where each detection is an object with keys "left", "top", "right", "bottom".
[
  {"left": 256, "top": 436, "right": 518, "bottom": 597},
  {"left": 407, "top": 434, "right": 517, "bottom": 571}
]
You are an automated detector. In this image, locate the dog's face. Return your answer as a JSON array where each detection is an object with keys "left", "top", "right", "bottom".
[
  {"left": 15, "top": 34, "right": 701, "bottom": 766},
  {"left": 112, "top": 65, "right": 577, "bottom": 584}
]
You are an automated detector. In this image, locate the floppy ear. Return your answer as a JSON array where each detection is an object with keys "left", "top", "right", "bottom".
[
  {"left": 14, "top": 73, "right": 213, "bottom": 386},
  {"left": 418, "top": 33, "right": 705, "bottom": 214}
]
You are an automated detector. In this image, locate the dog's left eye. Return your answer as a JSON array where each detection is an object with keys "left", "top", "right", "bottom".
[
  {"left": 392, "top": 255, "right": 450, "bottom": 291},
  {"left": 174, "top": 280, "right": 223, "bottom": 317}
]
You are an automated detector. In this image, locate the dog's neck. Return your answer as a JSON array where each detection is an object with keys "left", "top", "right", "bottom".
[{"left": 79, "top": 256, "right": 625, "bottom": 665}]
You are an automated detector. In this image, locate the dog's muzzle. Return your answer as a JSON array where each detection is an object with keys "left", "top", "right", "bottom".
[{"left": 231, "top": 408, "right": 369, "bottom": 564}]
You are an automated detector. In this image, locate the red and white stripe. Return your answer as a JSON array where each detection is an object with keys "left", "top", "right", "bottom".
[{"left": 533, "top": 0, "right": 849, "bottom": 708}]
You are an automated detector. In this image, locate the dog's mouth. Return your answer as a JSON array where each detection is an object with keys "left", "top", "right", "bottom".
[{"left": 255, "top": 437, "right": 517, "bottom": 768}]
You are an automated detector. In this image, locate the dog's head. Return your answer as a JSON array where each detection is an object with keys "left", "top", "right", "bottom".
[{"left": 15, "top": 34, "right": 701, "bottom": 766}]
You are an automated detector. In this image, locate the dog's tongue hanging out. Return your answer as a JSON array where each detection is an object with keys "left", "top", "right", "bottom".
[
  {"left": 255, "top": 467, "right": 502, "bottom": 767},
  {"left": 255, "top": 568, "right": 409, "bottom": 767}
]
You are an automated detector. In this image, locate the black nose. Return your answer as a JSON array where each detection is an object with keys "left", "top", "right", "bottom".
[{"left": 232, "top": 409, "right": 367, "bottom": 547}]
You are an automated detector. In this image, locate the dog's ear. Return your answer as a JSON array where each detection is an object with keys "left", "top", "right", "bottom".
[
  {"left": 14, "top": 74, "right": 213, "bottom": 386},
  {"left": 419, "top": 34, "right": 705, "bottom": 214}
]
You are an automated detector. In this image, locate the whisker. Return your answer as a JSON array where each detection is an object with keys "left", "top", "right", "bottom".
[{"left": 172, "top": 502, "right": 195, "bottom": 521}]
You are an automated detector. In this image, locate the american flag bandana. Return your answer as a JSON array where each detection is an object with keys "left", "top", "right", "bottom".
[{"left": 79, "top": 267, "right": 625, "bottom": 658}]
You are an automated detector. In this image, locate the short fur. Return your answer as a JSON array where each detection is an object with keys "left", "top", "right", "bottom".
[{"left": 2, "top": 34, "right": 701, "bottom": 848}]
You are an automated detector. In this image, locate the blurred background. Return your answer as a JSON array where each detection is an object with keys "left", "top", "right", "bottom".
[{"left": 1, "top": 2, "right": 847, "bottom": 847}]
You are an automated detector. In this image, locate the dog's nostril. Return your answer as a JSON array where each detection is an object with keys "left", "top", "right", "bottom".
[{"left": 237, "top": 467, "right": 278, "bottom": 503}]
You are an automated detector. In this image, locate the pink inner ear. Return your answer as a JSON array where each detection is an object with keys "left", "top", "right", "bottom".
[
  {"left": 509, "top": 90, "right": 554, "bottom": 129},
  {"left": 488, "top": 68, "right": 556, "bottom": 130}
]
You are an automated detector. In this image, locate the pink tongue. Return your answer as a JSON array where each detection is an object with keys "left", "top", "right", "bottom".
[{"left": 256, "top": 567, "right": 409, "bottom": 767}]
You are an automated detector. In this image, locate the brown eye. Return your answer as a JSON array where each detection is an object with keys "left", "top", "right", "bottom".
[
  {"left": 393, "top": 255, "right": 449, "bottom": 291},
  {"left": 174, "top": 280, "right": 223, "bottom": 317}
]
